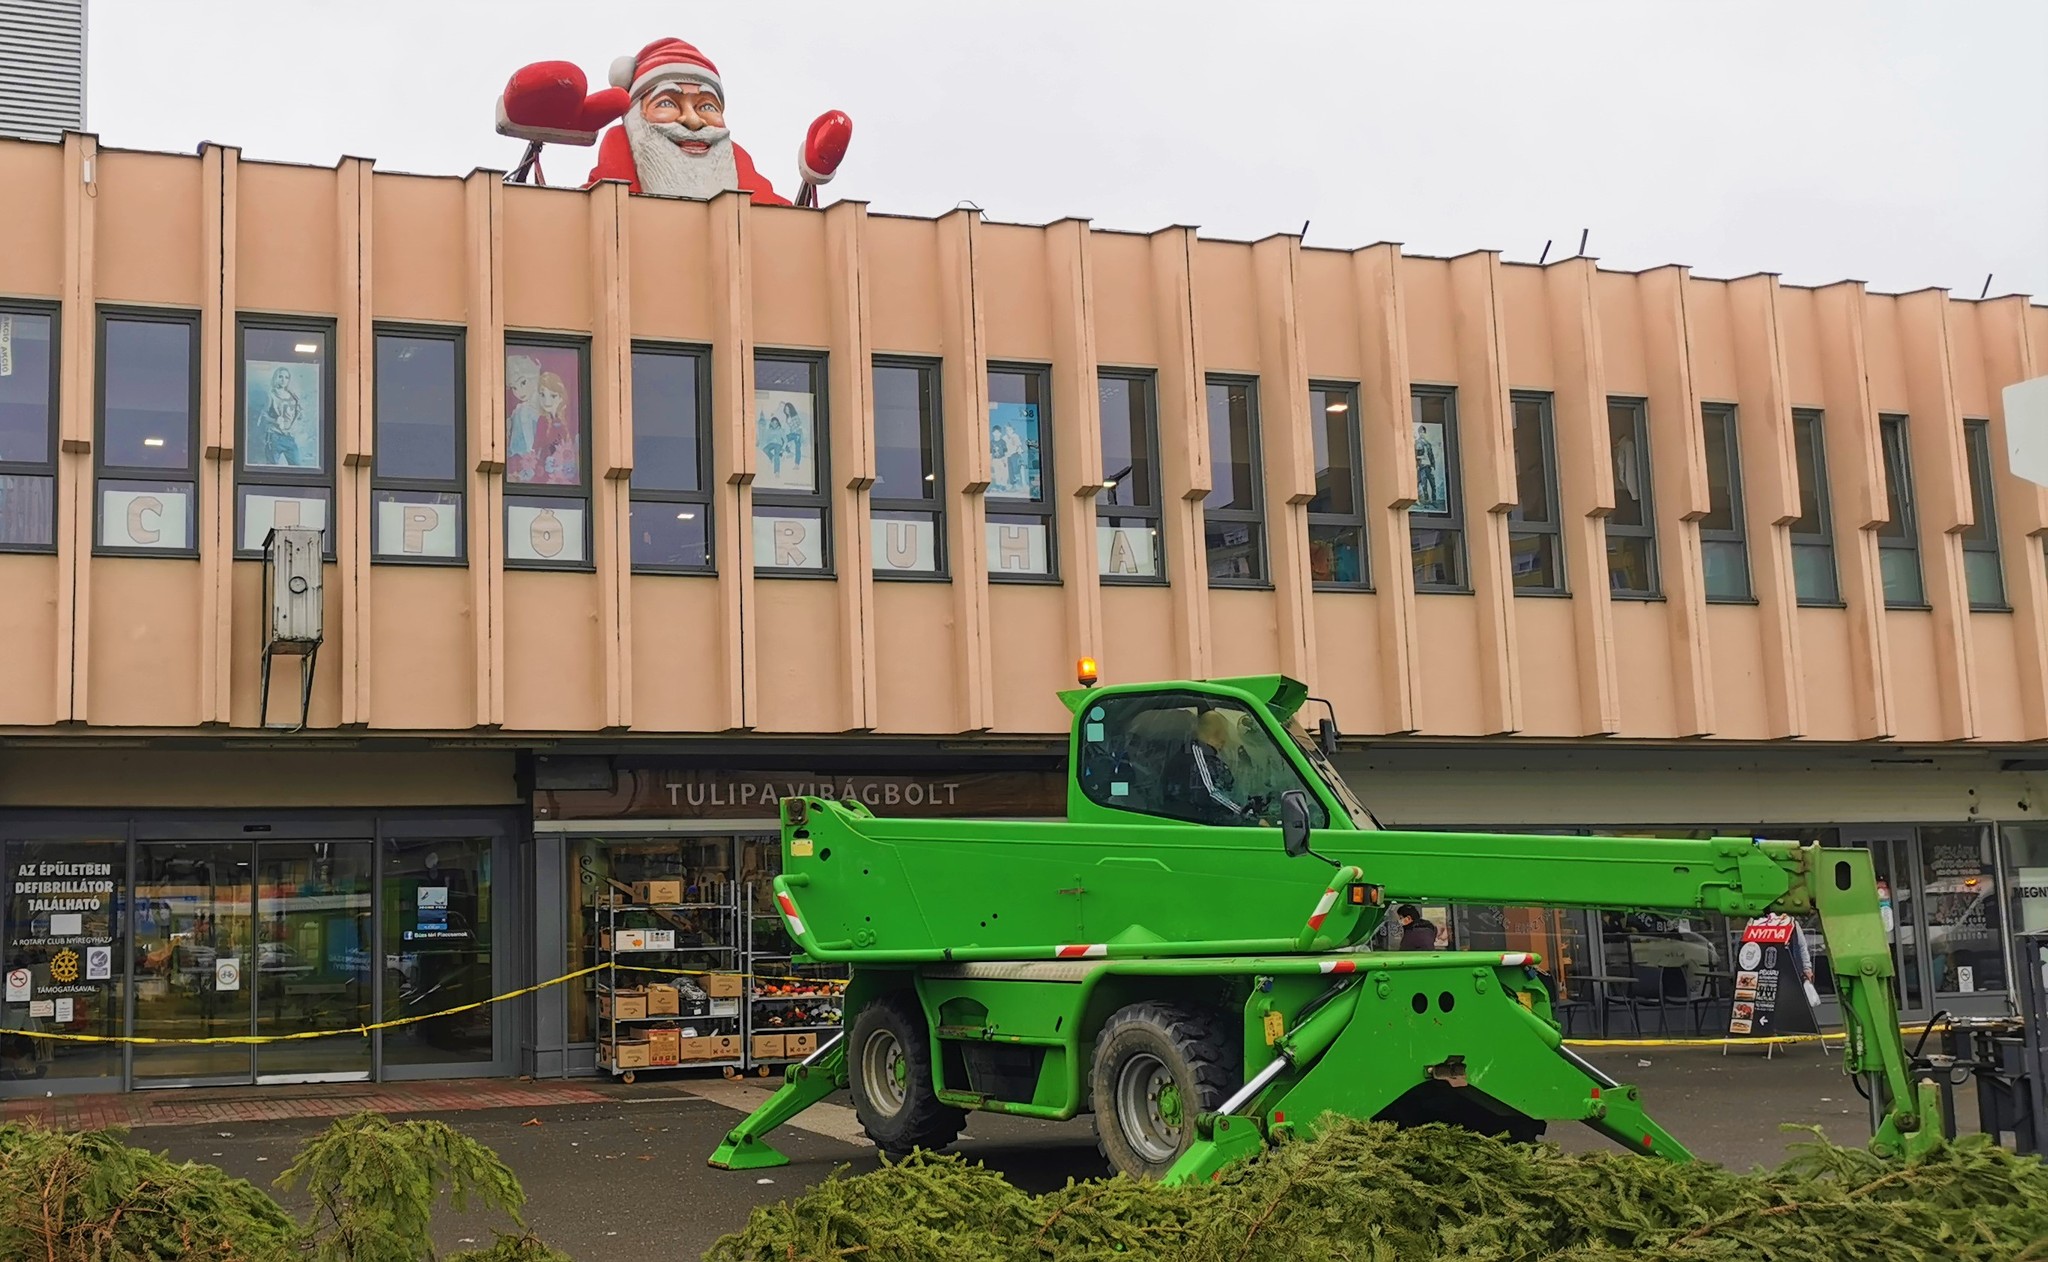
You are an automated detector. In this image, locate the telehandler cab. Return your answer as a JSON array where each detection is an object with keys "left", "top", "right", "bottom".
[{"left": 708, "top": 673, "right": 1941, "bottom": 1183}]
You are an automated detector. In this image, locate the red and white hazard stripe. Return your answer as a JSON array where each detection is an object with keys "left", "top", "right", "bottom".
[
  {"left": 1305, "top": 886, "right": 1342, "bottom": 932},
  {"left": 1055, "top": 944, "right": 1107, "bottom": 959},
  {"left": 1499, "top": 952, "right": 1532, "bottom": 966},
  {"left": 776, "top": 891, "right": 806, "bottom": 937},
  {"left": 1317, "top": 958, "right": 1359, "bottom": 974}
]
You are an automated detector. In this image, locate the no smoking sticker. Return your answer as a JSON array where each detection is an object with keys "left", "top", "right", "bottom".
[{"left": 4, "top": 968, "right": 28, "bottom": 1003}]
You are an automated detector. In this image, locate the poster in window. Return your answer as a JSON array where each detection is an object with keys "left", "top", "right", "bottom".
[
  {"left": 505, "top": 347, "right": 584, "bottom": 487},
  {"left": 754, "top": 389, "right": 818, "bottom": 492},
  {"left": 987, "top": 402, "right": 1043, "bottom": 501},
  {"left": 1411, "top": 420, "right": 1449, "bottom": 515},
  {"left": 245, "top": 359, "right": 323, "bottom": 470}
]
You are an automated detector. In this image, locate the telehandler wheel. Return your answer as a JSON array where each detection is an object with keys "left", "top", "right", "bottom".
[
  {"left": 1089, "top": 1002, "right": 1239, "bottom": 1181},
  {"left": 848, "top": 993, "right": 967, "bottom": 1157}
]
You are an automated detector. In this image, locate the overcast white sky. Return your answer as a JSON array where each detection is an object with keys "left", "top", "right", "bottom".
[{"left": 87, "top": 0, "right": 2047, "bottom": 297}]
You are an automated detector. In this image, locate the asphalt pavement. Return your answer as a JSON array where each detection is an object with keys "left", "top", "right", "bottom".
[{"left": 141, "top": 1041, "right": 1923, "bottom": 1261}]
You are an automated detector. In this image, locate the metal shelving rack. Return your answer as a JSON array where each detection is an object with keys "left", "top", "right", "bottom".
[
  {"left": 593, "top": 879, "right": 744, "bottom": 1082},
  {"left": 742, "top": 882, "right": 845, "bottom": 1074}
]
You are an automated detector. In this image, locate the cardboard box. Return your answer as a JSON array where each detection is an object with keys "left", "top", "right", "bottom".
[
  {"left": 705, "top": 972, "right": 744, "bottom": 998},
  {"left": 634, "top": 879, "right": 684, "bottom": 906},
  {"left": 604, "top": 1039, "right": 652, "bottom": 1069},
  {"left": 646, "top": 984, "right": 680, "bottom": 1016},
  {"left": 785, "top": 1032, "right": 818, "bottom": 1057},
  {"left": 647, "top": 1028, "right": 681, "bottom": 1066},
  {"left": 750, "top": 1033, "right": 787, "bottom": 1060},
  {"left": 598, "top": 988, "right": 648, "bottom": 1021},
  {"left": 601, "top": 928, "right": 648, "bottom": 952},
  {"left": 680, "top": 1036, "right": 714, "bottom": 1061},
  {"left": 643, "top": 928, "right": 676, "bottom": 950},
  {"left": 708, "top": 1034, "right": 742, "bottom": 1060}
]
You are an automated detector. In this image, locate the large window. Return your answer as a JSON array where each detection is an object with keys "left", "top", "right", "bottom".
[
  {"left": 987, "top": 365, "right": 1054, "bottom": 579},
  {"left": 95, "top": 309, "right": 200, "bottom": 556},
  {"left": 753, "top": 352, "right": 829, "bottom": 573},
  {"left": 1097, "top": 370, "right": 1162, "bottom": 582},
  {"left": 236, "top": 319, "right": 335, "bottom": 558},
  {"left": 1308, "top": 382, "right": 1367, "bottom": 588},
  {"left": 872, "top": 358, "right": 944, "bottom": 578},
  {"left": 1409, "top": 387, "right": 1465, "bottom": 591},
  {"left": 503, "top": 337, "right": 591, "bottom": 569},
  {"left": 372, "top": 326, "right": 466, "bottom": 563},
  {"left": 1605, "top": 398, "right": 1658, "bottom": 597},
  {"left": 1789, "top": 409, "right": 1839, "bottom": 605},
  {"left": 628, "top": 343, "right": 713, "bottom": 574},
  {"left": 1508, "top": 391, "right": 1563, "bottom": 594},
  {"left": 1962, "top": 419, "right": 2006, "bottom": 610},
  {"left": 0, "top": 301, "right": 58, "bottom": 552},
  {"left": 1203, "top": 376, "right": 1266, "bottom": 585},
  {"left": 1877, "top": 414, "right": 1924, "bottom": 607},
  {"left": 1074, "top": 690, "right": 1326, "bottom": 828},
  {"left": 1698, "top": 403, "right": 1751, "bottom": 601}
]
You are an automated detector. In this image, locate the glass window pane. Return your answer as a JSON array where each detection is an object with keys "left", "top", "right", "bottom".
[
  {"left": 988, "top": 370, "right": 1045, "bottom": 504},
  {"left": 1309, "top": 522, "right": 1366, "bottom": 585},
  {"left": 1792, "top": 543, "right": 1839, "bottom": 604},
  {"left": 98, "top": 479, "right": 195, "bottom": 551},
  {"left": 1509, "top": 397, "right": 1552, "bottom": 525},
  {"left": 505, "top": 345, "right": 584, "bottom": 487},
  {"left": 1097, "top": 376, "right": 1156, "bottom": 510},
  {"left": 873, "top": 364, "right": 936, "bottom": 501},
  {"left": 243, "top": 327, "right": 327, "bottom": 473},
  {"left": 1701, "top": 539, "right": 1752, "bottom": 601},
  {"left": 375, "top": 335, "right": 460, "bottom": 483},
  {"left": 872, "top": 510, "right": 940, "bottom": 574},
  {"left": 1509, "top": 531, "right": 1560, "bottom": 592},
  {"left": 630, "top": 350, "right": 702, "bottom": 494},
  {"left": 1607, "top": 402, "right": 1649, "bottom": 528},
  {"left": 1962, "top": 423, "right": 1998, "bottom": 547},
  {"left": 754, "top": 505, "right": 827, "bottom": 571},
  {"left": 1, "top": 838, "right": 126, "bottom": 1085},
  {"left": 1098, "top": 517, "right": 1161, "bottom": 579},
  {"left": 1880, "top": 546, "right": 1925, "bottom": 605},
  {"left": 2007, "top": 824, "right": 2048, "bottom": 942},
  {"left": 374, "top": 489, "right": 464, "bottom": 560},
  {"left": 1790, "top": 412, "right": 1829, "bottom": 539},
  {"left": 238, "top": 485, "right": 332, "bottom": 553},
  {"left": 1700, "top": 406, "right": 1740, "bottom": 533},
  {"left": 1309, "top": 388, "right": 1358, "bottom": 517},
  {"left": 1878, "top": 417, "right": 1913, "bottom": 539},
  {"left": 0, "top": 473, "right": 55, "bottom": 548},
  {"left": 0, "top": 310, "right": 55, "bottom": 464},
  {"left": 1205, "top": 520, "right": 1263, "bottom": 583},
  {"left": 1411, "top": 393, "right": 1453, "bottom": 516},
  {"left": 753, "top": 362, "right": 822, "bottom": 497},
  {"left": 506, "top": 494, "right": 588, "bottom": 565},
  {"left": 1921, "top": 826, "right": 2006, "bottom": 994},
  {"left": 986, "top": 513, "right": 1051, "bottom": 576},
  {"left": 383, "top": 836, "right": 495, "bottom": 1067},
  {"left": 629, "top": 499, "right": 711, "bottom": 571},
  {"left": 102, "top": 318, "right": 193, "bottom": 469},
  {"left": 1205, "top": 381, "right": 1255, "bottom": 512},
  {"left": 1965, "top": 550, "right": 2005, "bottom": 608},
  {"left": 1411, "top": 525, "right": 1463, "bottom": 588},
  {"left": 1607, "top": 533, "right": 1656, "bottom": 595}
]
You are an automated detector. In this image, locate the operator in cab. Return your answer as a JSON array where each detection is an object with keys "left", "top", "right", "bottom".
[{"left": 1163, "top": 708, "right": 1266, "bottom": 826}]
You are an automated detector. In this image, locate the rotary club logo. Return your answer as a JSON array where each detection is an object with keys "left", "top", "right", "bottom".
[{"left": 49, "top": 949, "right": 80, "bottom": 984}]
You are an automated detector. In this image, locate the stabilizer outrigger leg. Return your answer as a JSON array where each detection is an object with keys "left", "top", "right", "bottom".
[{"left": 707, "top": 1035, "right": 849, "bottom": 1171}]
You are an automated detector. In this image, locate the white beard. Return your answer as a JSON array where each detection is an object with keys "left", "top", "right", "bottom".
[{"left": 624, "top": 109, "right": 740, "bottom": 199}]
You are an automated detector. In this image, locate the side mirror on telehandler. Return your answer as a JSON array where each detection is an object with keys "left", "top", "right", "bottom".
[{"left": 1280, "top": 790, "right": 1313, "bottom": 858}]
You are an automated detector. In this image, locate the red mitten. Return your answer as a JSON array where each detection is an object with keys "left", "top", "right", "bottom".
[
  {"left": 798, "top": 111, "right": 853, "bottom": 185},
  {"left": 496, "top": 61, "right": 630, "bottom": 147}
]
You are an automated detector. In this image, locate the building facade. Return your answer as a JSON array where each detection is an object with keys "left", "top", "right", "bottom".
[{"left": 2, "top": 133, "right": 2045, "bottom": 1093}]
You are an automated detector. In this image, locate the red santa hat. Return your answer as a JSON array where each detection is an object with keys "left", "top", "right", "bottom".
[{"left": 609, "top": 38, "right": 723, "bottom": 103}]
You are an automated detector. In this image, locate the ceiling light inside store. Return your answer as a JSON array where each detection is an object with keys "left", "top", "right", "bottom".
[
  {"left": 294, "top": 343, "right": 318, "bottom": 354},
  {"left": 143, "top": 437, "right": 164, "bottom": 447},
  {"left": 1326, "top": 401, "right": 1349, "bottom": 413},
  {"left": 677, "top": 511, "right": 696, "bottom": 520}
]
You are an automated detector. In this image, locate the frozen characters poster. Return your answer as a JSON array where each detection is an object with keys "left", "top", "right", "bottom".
[
  {"left": 1412, "top": 418, "right": 1449, "bottom": 515},
  {"left": 987, "top": 402, "right": 1043, "bottom": 501},
  {"left": 245, "top": 360, "right": 322, "bottom": 470},
  {"left": 505, "top": 347, "right": 584, "bottom": 487},
  {"left": 755, "top": 390, "right": 817, "bottom": 492}
]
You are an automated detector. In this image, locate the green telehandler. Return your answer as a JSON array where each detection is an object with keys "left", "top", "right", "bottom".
[{"left": 708, "top": 673, "right": 1942, "bottom": 1184}]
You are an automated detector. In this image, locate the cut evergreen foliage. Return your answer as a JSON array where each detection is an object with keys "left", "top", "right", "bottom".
[{"left": 704, "top": 1118, "right": 2048, "bottom": 1262}]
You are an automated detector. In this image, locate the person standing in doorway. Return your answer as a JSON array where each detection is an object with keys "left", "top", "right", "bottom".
[{"left": 1395, "top": 904, "right": 1438, "bottom": 951}]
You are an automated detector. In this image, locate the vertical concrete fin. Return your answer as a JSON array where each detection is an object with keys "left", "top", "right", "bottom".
[
  {"left": 1353, "top": 244, "right": 1420, "bottom": 733},
  {"left": 827, "top": 200, "right": 880, "bottom": 732},
  {"left": 1447, "top": 251, "right": 1521, "bottom": 735},
  {"left": 708, "top": 192, "right": 753, "bottom": 730},
  {"left": 1252, "top": 235, "right": 1318, "bottom": 687},
  {"left": 587, "top": 180, "right": 631, "bottom": 731},
  {"left": 1897, "top": 290, "right": 1978, "bottom": 741},
  {"left": 1047, "top": 219, "right": 1105, "bottom": 683},
  {"left": 1543, "top": 257, "right": 1622, "bottom": 735},
  {"left": 1813, "top": 281, "right": 1894, "bottom": 738},
  {"left": 935, "top": 208, "right": 992, "bottom": 732},
  {"left": 1638, "top": 266, "right": 1715, "bottom": 737},
  {"left": 1149, "top": 227, "right": 1211, "bottom": 680},
  {"left": 335, "top": 157, "right": 374, "bottom": 726},
  {"left": 1726, "top": 274, "right": 1807, "bottom": 738},
  {"left": 56, "top": 132, "right": 98, "bottom": 724},
  {"left": 201, "top": 144, "right": 239, "bottom": 728},
  {"left": 463, "top": 171, "right": 506, "bottom": 729}
]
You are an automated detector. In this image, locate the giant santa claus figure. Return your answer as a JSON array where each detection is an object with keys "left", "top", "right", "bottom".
[{"left": 496, "top": 37, "right": 850, "bottom": 206}]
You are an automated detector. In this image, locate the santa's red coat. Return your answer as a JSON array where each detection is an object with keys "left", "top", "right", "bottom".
[{"left": 585, "top": 125, "right": 790, "bottom": 205}]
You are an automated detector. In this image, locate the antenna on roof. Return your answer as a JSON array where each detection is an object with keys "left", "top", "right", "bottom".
[
  {"left": 1300, "top": 219, "right": 1310, "bottom": 241},
  {"left": 1538, "top": 239, "right": 1553, "bottom": 265},
  {"left": 1576, "top": 229, "right": 1590, "bottom": 257},
  {"left": 1980, "top": 274, "right": 1994, "bottom": 299}
]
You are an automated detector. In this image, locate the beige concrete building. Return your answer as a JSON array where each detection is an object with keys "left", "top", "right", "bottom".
[{"left": 2, "top": 133, "right": 2046, "bottom": 1093}]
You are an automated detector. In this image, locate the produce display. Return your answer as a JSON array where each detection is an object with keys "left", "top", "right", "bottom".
[{"left": 705, "top": 1119, "right": 2048, "bottom": 1262}]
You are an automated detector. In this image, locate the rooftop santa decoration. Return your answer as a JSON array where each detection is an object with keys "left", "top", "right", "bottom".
[{"left": 494, "top": 37, "right": 852, "bottom": 207}]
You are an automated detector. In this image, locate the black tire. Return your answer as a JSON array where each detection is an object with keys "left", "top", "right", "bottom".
[
  {"left": 847, "top": 993, "right": 967, "bottom": 1156},
  {"left": 1089, "top": 1002, "right": 1239, "bottom": 1180}
]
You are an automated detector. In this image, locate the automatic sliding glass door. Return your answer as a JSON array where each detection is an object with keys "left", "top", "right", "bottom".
[
  {"left": 132, "top": 842, "right": 259, "bottom": 1085},
  {"left": 254, "top": 842, "right": 373, "bottom": 1083}
]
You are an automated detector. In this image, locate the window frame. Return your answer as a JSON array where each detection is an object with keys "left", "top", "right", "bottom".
[
  {"left": 1095, "top": 367, "right": 1165, "bottom": 586},
  {"left": 93, "top": 305, "right": 203, "bottom": 560},
  {"left": 1604, "top": 396, "right": 1660, "bottom": 599},
  {"left": 1789, "top": 408, "right": 1840, "bottom": 607},
  {"left": 1307, "top": 379, "right": 1370, "bottom": 591},
  {"left": 502, "top": 332, "right": 595, "bottom": 573},
  {"left": 0, "top": 297, "right": 60, "bottom": 555},
  {"left": 1408, "top": 384, "right": 1468, "bottom": 594},
  {"left": 233, "top": 314, "right": 339, "bottom": 560},
  {"left": 986, "top": 361, "right": 1058, "bottom": 584},
  {"left": 1962, "top": 417, "right": 2007, "bottom": 611},
  {"left": 1507, "top": 389, "right": 1565, "bottom": 596},
  {"left": 751, "top": 349, "right": 832, "bottom": 578},
  {"left": 870, "top": 354, "right": 946, "bottom": 581},
  {"left": 1202, "top": 373, "right": 1269, "bottom": 588},
  {"left": 1876, "top": 413, "right": 1926, "bottom": 609},
  {"left": 1697, "top": 401, "right": 1753, "bottom": 603},
  {"left": 626, "top": 339, "right": 714, "bottom": 577},
  {"left": 368, "top": 322, "right": 469, "bottom": 567}
]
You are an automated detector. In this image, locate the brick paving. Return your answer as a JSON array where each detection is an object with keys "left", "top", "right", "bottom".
[{"left": 2, "top": 1077, "right": 612, "bottom": 1132}]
